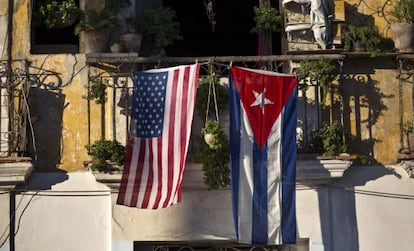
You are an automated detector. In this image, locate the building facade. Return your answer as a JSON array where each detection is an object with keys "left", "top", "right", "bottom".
[{"left": 0, "top": 0, "right": 414, "bottom": 250}]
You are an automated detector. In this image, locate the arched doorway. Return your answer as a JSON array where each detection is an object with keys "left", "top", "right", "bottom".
[{"left": 163, "top": 0, "right": 281, "bottom": 57}]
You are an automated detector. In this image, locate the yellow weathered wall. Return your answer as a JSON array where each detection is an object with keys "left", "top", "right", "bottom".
[
  {"left": 344, "top": 0, "right": 394, "bottom": 36},
  {"left": 10, "top": 0, "right": 104, "bottom": 171},
  {"left": 343, "top": 60, "right": 403, "bottom": 164},
  {"left": 340, "top": 0, "right": 413, "bottom": 163}
]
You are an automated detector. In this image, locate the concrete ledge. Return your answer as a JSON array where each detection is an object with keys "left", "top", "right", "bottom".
[
  {"left": 399, "top": 160, "right": 414, "bottom": 178},
  {"left": 92, "top": 163, "right": 212, "bottom": 190},
  {"left": 297, "top": 155, "right": 354, "bottom": 184},
  {"left": 0, "top": 157, "right": 33, "bottom": 189},
  {"left": 93, "top": 157, "right": 355, "bottom": 189}
]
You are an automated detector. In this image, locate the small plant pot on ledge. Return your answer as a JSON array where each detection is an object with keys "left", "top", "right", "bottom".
[
  {"left": 121, "top": 33, "right": 142, "bottom": 53},
  {"left": 84, "top": 160, "right": 123, "bottom": 189},
  {"left": 297, "top": 154, "right": 356, "bottom": 184},
  {"left": 390, "top": 23, "right": 414, "bottom": 53},
  {"left": 83, "top": 30, "right": 109, "bottom": 53}
]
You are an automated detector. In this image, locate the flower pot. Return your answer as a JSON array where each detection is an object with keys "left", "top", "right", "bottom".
[
  {"left": 83, "top": 30, "right": 108, "bottom": 53},
  {"left": 390, "top": 23, "right": 414, "bottom": 53},
  {"left": 110, "top": 43, "right": 124, "bottom": 53},
  {"left": 50, "top": 12, "right": 79, "bottom": 29},
  {"left": 204, "top": 133, "right": 215, "bottom": 148},
  {"left": 121, "top": 33, "right": 142, "bottom": 53},
  {"left": 352, "top": 40, "right": 365, "bottom": 52}
]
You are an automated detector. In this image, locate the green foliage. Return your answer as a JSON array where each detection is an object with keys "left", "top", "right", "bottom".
[
  {"left": 342, "top": 24, "right": 383, "bottom": 56},
  {"left": 83, "top": 79, "right": 108, "bottom": 104},
  {"left": 390, "top": 0, "right": 414, "bottom": 23},
  {"left": 87, "top": 139, "right": 125, "bottom": 171},
  {"left": 297, "top": 58, "right": 336, "bottom": 106},
  {"left": 35, "top": 0, "right": 80, "bottom": 29},
  {"left": 195, "top": 72, "right": 228, "bottom": 120},
  {"left": 74, "top": 9, "right": 117, "bottom": 35},
  {"left": 201, "top": 120, "right": 226, "bottom": 150},
  {"left": 195, "top": 120, "right": 230, "bottom": 190},
  {"left": 251, "top": 6, "right": 282, "bottom": 33},
  {"left": 304, "top": 122, "right": 349, "bottom": 157},
  {"left": 74, "top": 0, "right": 128, "bottom": 35},
  {"left": 139, "top": 7, "right": 182, "bottom": 56}
]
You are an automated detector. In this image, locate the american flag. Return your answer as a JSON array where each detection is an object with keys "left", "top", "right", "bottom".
[{"left": 117, "top": 64, "right": 200, "bottom": 209}]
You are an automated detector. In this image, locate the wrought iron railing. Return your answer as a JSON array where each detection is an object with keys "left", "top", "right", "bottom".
[{"left": 0, "top": 60, "right": 30, "bottom": 157}]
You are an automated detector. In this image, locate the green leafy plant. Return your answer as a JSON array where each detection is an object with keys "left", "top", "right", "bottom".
[
  {"left": 87, "top": 139, "right": 125, "bottom": 172},
  {"left": 201, "top": 120, "right": 226, "bottom": 150},
  {"left": 195, "top": 120, "right": 230, "bottom": 189},
  {"left": 139, "top": 7, "right": 182, "bottom": 56},
  {"left": 74, "top": 9, "right": 117, "bottom": 35},
  {"left": 193, "top": 67, "right": 230, "bottom": 189},
  {"left": 34, "top": 0, "right": 80, "bottom": 29},
  {"left": 389, "top": 0, "right": 414, "bottom": 23},
  {"left": 251, "top": 6, "right": 282, "bottom": 33},
  {"left": 342, "top": 24, "right": 383, "bottom": 56},
  {"left": 304, "top": 121, "right": 349, "bottom": 157},
  {"left": 74, "top": 0, "right": 129, "bottom": 35},
  {"left": 297, "top": 58, "right": 337, "bottom": 106},
  {"left": 83, "top": 79, "right": 108, "bottom": 104}
]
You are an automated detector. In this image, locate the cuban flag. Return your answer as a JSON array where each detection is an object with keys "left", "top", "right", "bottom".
[
  {"left": 229, "top": 66, "right": 297, "bottom": 244},
  {"left": 117, "top": 64, "right": 200, "bottom": 209}
]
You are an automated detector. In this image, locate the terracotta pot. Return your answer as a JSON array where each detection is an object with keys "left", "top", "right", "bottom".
[
  {"left": 390, "top": 23, "right": 414, "bottom": 53},
  {"left": 110, "top": 43, "right": 123, "bottom": 53},
  {"left": 84, "top": 30, "right": 108, "bottom": 53},
  {"left": 121, "top": 33, "right": 142, "bottom": 53}
]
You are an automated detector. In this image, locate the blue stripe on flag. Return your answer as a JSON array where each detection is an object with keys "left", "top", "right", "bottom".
[
  {"left": 252, "top": 141, "right": 268, "bottom": 244},
  {"left": 229, "top": 74, "right": 241, "bottom": 240},
  {"left": 281, "top": 87, "right": 297, "bottom": 244}
]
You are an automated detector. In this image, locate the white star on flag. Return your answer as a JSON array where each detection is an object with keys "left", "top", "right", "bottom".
[{"left": 250, "top": 88, "right": 274, "bottom": 113}]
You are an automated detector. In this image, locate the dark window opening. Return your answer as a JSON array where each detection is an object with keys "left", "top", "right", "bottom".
[
  {"left": 162, "top": 0, "right": 281, "bottom": 57},
  {"left": 31, "top": 0, "right": 80, "bottom": 54}
]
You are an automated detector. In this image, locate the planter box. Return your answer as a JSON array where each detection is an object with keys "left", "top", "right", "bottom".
[{"left": 297, "top": 154, "right": 355, "bottom": 184}]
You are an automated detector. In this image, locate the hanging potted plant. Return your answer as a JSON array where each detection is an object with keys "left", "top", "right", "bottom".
[
  {"left": 34, "top": 0, "right": 80, "bottom": 29},
  {"left": 193, "top": 65, "right": 230, "bottom": 189},
  {"left": 196, "top": 120, "right": 230, "bottom": 190},
  {"left": 389, "top": 0, "right": 414, "bottom": 52},
  {"left": 201, "top": 120, "right": 225, "bottom": 149}
]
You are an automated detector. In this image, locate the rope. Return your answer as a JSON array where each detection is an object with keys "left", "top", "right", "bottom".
[{"left": 205, "top": 63, "right": 220, "bottom": 123}]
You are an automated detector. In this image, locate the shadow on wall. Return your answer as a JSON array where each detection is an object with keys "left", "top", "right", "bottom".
[
  {"left": 339, "top": 59, "right": 394, "bottom": 164},
  {"left": 318, "top": 164, "right": 401, "bottom": 251},
  {"left": 27, "top": 88, "right": 65, "bottom": 171}
]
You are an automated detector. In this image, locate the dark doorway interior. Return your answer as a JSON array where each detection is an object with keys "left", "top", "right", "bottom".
[{"left": 163, "top": 0, "right": 281, "bottom": 57}]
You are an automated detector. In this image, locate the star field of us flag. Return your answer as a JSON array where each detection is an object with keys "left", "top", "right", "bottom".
[
  {"left": 229, "top": 66, "right": 297, "bottom": 245},
  {"left": 117, "top": 64, "right": 200, "bottom": 209}
]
